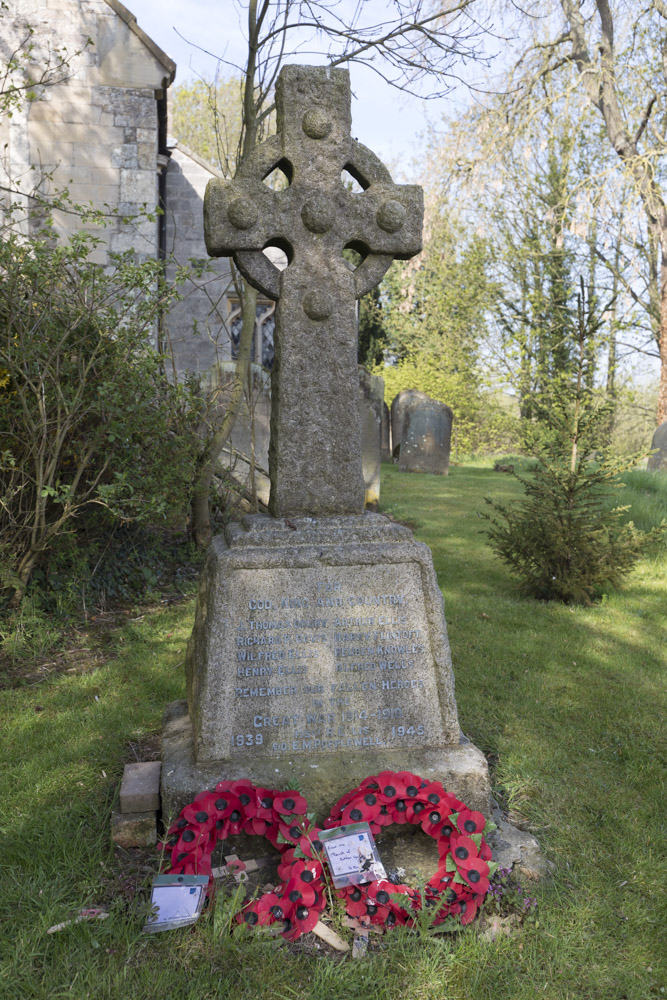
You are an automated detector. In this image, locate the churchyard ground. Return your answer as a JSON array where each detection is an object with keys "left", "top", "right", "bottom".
[{"left": 0, "top": 462, "right": 665, "bottom": 1000}]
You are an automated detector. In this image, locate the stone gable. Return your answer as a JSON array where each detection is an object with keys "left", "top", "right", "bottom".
[{"left": 1, "top": 0, "right": 175, "bottom": 262}]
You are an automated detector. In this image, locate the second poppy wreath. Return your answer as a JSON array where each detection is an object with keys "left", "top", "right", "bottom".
[{"left": 162, "top": 770, "right": 497, "bottom": 939}]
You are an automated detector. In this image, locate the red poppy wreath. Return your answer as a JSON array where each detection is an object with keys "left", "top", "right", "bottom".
[
  {"left": 161, "top": 771, "right": 497, "bottom": 939},
  {"left": 324, "top": 769, "right": 497, "bottom": 928}
]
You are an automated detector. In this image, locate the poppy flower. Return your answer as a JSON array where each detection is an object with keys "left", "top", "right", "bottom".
[
  {"left": 166, "top": 815, "right": 189, "bottom": 837},
  {"left": 385, "top": 907, "right": 407, "bottom": 927},
  {"left": 453, "top": 897, "right": 479, "bottom": 925},
  {"left": 273, "top": 790, "right": 308, "bottom": 816},
  {"left": 238, "top": 901, "right": 272, "bottom": 928},
  {"left": 277, "top": 815, "right": 310, "bottom": 844},
  {"left": 173, "top": 854, "right": 212, "bottom": 877},
  {"left": 298, "top": 830, "right": 325, "bottom": 859},
  {"left": 450, "top": 833, "right": 479, "bottom": 864},
  {"left": 390, "top": 799, "right": 410, "bottom": 824},
  {"left": 364, "top": 900, "right": 389, "bottom": 923},
  {"left": 406, "top": 800, "right": 427, "bottom": 822},
  {"left": 282, "top": 876, "right": 319, "bottom": 907},
  {"left": 226, "top": 808, "right": 245, "bottom": 836},
  {"left": 173, "top": 826, "right": 207, "bottom": 854},
  {"left": 366, "top": 880, "right": 394, "bottom": 919},
  {"left": 358, "top": 777, "right": 380, "bottom": 792},
  {"left": 264, "top": 822, "right": 282, "bottom": 848},
  {"left": 455, "top": 808, "right": 486, "bottom": 836},
  {"left": 376, "top": 770, "right": 408, "bottom": 801},
  {"left": 374, "top": 804, "right": 393, "bottom": 827},
  {"left": 210, "top": 793, "right": 242, "bottom": 820},
  {"left": 226, "top": 858, "right": 246, "bottom": 876},
  {"left": 244, "top": 815, "right": 272, "bottom": 837},
  {"left": 230, "top": 783, "right": 259, "bottom": 818},
  {"left": 255, "top": 788, "right": 277, "bottom": 820},
  {"left": 213, "top": 818, "right": 230, "bottom": 841},
  {"left": 288, "top": 858, "right": 324, "bottom": 884},
  {"left": 479, "top": 839, "right": 493, "bottom": 862},
  {"left": 420, "top": 808, "right": 451, "bottom": 837},
  {"left": 280, "top": 917, "right": 300, "bottom": 941},
  {"left": 420, "top": 782, "right": 445, "bottom": 809},
  {"left": 290, "top": 901, "right": 321, "bottom": 937},
  {"left": 344, "top": 885, "right": 370, "bottom": 917},
  {"left": 182, "top": 802, "right": 216, "bottom": 830},
  {"left": 341, "top": 799, "right": 378, "bottom": 825},
  {"left": 457, "top": 855, "right": 490, "bottom": 896}
]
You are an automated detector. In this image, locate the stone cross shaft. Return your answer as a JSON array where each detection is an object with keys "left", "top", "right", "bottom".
[{"left": 204, "top": 64, "right": 423, "bottom": 517}]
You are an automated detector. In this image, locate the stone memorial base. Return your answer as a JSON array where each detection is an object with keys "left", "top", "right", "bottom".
[{"left": 161, "top": 513, "right": 490, "bottom": 823}]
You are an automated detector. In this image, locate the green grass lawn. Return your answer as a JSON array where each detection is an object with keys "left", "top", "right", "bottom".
[{"left": 1, "top": 463, "right": 665, "bottom": 1000}]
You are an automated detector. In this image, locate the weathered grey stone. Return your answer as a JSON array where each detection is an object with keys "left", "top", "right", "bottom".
[
  {"left": 174, "top": 63, "right": 491, "bottom": 828},
  {"left": 390, "top": 389, "right": 429, "bottom": 460},
  {"left": 197, "top": 364, "right": 389, "bottom": 513},
  {"left": 111, "top": 808, "right": 156, "bottom": 848},
  {"left": 399, "top": 399, "right": 453, "bottom": 476},
  {"left": 204, "top": 65, "right": 423, "bottom": 517},
  {"left": 2, "top": 0, "right": 174, "bottom": 272},
  {"left": 161, "top": 699, "right": 491, "bottom": 823},
  {"left": 119, "top": 760, "right": 161, "bottom": 813},
  {"left": 647, "top": 420, "right": 667, "bottom": 471},
  {"left": 359, "top": 367, "right": 383, "bottom": 508},
  {"left": 488, "top": 801, "right": 552, "bottom": 880},
  {"left": 381, "top": 401, "right": 392, "bottom": 462},
  {"left": 186, "top": 513, "right": 460, "bottom": 760}
]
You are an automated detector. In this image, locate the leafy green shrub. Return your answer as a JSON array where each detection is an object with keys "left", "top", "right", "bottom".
[{"left": 0, "top": 228, "right": 199, "bottom": 605}]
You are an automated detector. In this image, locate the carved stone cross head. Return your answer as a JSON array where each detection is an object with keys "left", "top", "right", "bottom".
[{"left": 204, "top": 64, "right": 423, "bottom": 518}]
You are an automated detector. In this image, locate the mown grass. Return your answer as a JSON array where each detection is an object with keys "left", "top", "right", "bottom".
[{"left": 1, "top": 462, "right": 665, "bottom": 1000}]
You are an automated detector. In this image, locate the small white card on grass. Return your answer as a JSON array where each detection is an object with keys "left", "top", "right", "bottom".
[
  {"left": 319, "top": 823, "right": 387, "bottom": 888},
  {"left": 143, "top": 874, "right": 209, "bottom": 933}
]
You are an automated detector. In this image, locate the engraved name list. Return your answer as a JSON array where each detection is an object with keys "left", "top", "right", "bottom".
[{"left": 225, "top": 564, "right": 446, "bottom": 758}]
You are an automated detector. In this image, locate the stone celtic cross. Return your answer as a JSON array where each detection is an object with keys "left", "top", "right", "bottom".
[{"left": 204, "top": 64, "right": 423, "bottom": 518}]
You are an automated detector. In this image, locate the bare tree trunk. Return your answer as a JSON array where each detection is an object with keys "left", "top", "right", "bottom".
[
  {"left": 561, "top": 0, "right": 667, "bottom": 424},
  {"left": 659, "top": 255, "right": 667, "bottom": 424}
]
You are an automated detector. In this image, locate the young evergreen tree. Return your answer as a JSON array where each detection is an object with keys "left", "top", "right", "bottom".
[{"left": 483, "top": 281, "right": 664, "bottom": 604}]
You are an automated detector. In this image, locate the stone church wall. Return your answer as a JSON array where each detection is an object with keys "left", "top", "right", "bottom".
[
  {"left": 0, "top": 0, "right": 174, "bottom": 263},
  {"left": 163, "top": 143, "right": 233, "bottom": 375}
]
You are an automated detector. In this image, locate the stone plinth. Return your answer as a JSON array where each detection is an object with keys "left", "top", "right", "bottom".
[{"left": 162, "top": 513, "right": 490, "bottom": 821}]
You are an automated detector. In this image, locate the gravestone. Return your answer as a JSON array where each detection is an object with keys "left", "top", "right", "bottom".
[
  {"left": 399, "top": 399, "right": 454, "bottom": 476},
  {"left": 391, "top": 388, "right": 429, "bottom": 460},
  {"left": 162, "top": 65, "right": 490, "bottom": 821},
  {"left": 647, "top": 421, "right": 667, "bottom": 471},
  {"left": 359, "top": 367, "right": 383, "bottom": 508},
  {"left": 381, "top": 401, "right": 392, "bottom": 462}
]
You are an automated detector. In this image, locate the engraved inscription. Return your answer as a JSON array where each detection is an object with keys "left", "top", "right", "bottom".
[{"left": 222, "top": 564, "right": 445, "bottom": 759}]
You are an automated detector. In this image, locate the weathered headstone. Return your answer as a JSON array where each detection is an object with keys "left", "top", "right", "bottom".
[
  {"left": 391, "top": 388, "right": 429, "bottom": 460},
  {"left": 647, "top": 421, "right": 667, "bottom": 471},
  {"left": 359, "top": 367, "right": 383, "bottom": 508},
  {"left": 399, "top": 400, "right": 454, "bottom": 476},
  {"left": 381, "top": 401, "right": 392, "bottom": 462},
  {"left": 162, "top": 65, "right": 489, "bottom": 821}
]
